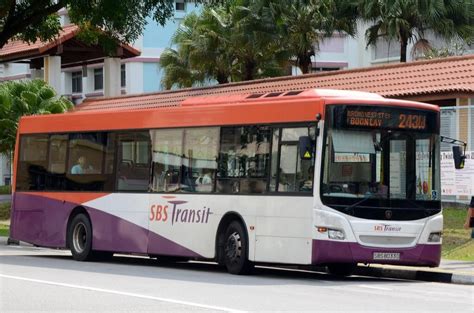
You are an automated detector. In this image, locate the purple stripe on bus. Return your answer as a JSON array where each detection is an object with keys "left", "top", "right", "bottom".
[
  {"left": 312, "top": 239, "right": 441, "bottom": 267},
  {"left": 11, "top": 193, "right": 202, "bottom": 258}
]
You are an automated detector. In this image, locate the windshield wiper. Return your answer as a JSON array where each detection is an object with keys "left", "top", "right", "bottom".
[{"left": 344, "top": 193, "right": 376, "bottom": 215}]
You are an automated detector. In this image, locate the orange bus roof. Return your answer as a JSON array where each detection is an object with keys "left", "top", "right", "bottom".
[{"left": 18, "top": 89, "right": 438, "bottom": 134}]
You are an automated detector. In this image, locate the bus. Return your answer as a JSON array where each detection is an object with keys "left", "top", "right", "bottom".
[{"left": 10, "top": 89, "right": 443, "bottom": 276}]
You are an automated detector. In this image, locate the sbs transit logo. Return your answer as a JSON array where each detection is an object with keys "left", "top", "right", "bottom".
[
  {"left": 374, "top": 224, "right": 402, "bottom": 232},
  {"left": 149, "top": 196, "right": 213, "bottom": 225}
]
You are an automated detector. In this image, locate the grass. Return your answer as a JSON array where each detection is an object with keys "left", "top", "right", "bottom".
[
  {"left": 0, "top": 224, "right": 8, "bottom": 237},
  {"left": 0, "top": 202, "right": 10, "bottom": 237},
  {"left": 442, "top": 207, "right": 474, "bottom": 261},
  {"left": 0, "top": 185, "right": 11, "bottom": 194},
  {"left": 0, "top": 202, "right": 472, "bottom": 260}
]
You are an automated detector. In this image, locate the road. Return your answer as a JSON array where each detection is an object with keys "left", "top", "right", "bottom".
[{"left": 0, "top": 241, "right": 473, "bottom": 313}]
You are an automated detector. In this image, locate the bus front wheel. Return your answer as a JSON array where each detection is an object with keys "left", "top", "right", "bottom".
[
  {"left": 68, "top": 214, "right": 94, "bottom": 261},
  {"left": 223, "top": 221, "right": 253, "bottom": 275}
]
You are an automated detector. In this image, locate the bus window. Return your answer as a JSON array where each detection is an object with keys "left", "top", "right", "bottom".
[
  {"left": 16, "top": 134, "right": 49, "bottom": 191},
  {"left": 67, "top": 132, "right": 113, "bottom": 191},
  {"left": 217, "top": 126, "right": 271, "bottom": 194},
  {"left": 48, "top": 135, "right": 68, "bottom": 174},
  {"left": 150, "top": 129, "right": 183, "bottom": 192},
  {"left": 270, "top": 127, "right": 315, "bottom": 193},
  {"left": 183, "top": 127, "right": 219, "bottom": 193},
  {"left": 117, "top": 132, "right": 151, "bottom": 192},
  {"left": 45, "top": 134, "right": 68, "bottom": 190}
]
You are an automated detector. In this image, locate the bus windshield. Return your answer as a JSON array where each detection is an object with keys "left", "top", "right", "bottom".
[{"left": 321, "top": 105, "right": 441, "bottom": 214}]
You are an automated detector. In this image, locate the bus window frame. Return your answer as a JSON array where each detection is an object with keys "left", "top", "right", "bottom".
[{"left": 15, "top": 122, "right": 316, "bottom": 196}]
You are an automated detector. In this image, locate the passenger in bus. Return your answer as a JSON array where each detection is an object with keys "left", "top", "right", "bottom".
[
  {"left": 195, "top": 170, "right": 213, "bottom": 192},
  {"left": 71, "top": 156, "right": 94, "bottom": 174},
  {"left": 195, "top": 170, "right": 212, "bottom": 185}
]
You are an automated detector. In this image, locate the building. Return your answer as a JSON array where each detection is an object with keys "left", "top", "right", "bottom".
[{"left": 0, "top": 2, "right": 473, "bottom": 187}]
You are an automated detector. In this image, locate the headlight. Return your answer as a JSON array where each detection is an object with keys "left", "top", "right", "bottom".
[
  {"left": 316, "top": 226, "right": 346, "bottom": 240},
  {"left": 328, "top": 229, "right": 345, "bottom": 240},
  {"left": 428, "top": 232, "right": 442, "bottom": 242}
]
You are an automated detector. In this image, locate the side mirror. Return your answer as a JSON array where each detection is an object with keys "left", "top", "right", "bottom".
[
  {"left": 452, "top": 146, "right": 466, "bottom": 169},
  {"left": 299, "top": 136, "right": 314, "bottom": 159}
]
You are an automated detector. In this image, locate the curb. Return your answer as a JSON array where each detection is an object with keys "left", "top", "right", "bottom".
[{"left": 354, "top": 266, "right": 474, "bottom": 285}]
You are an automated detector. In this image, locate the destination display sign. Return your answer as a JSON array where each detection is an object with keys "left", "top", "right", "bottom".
[{"left": 332, "top": 105, "right": 438, "bottom": 132}]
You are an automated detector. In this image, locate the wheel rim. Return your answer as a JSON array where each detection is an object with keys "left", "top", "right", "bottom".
[
  {"left": 224, "top": 231, "right": 242, "bottom": 264},
  {"left": 72, "top": 222, "right": 87, "bottom": 254}
]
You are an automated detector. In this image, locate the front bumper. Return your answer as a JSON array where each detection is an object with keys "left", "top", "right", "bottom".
[{"left": 311, "top": 239, "right": 441, "bottom": 267}]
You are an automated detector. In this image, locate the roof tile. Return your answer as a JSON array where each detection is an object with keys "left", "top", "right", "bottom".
[{"left": 76, "top": 55, "right": 474, "bottom": 112}]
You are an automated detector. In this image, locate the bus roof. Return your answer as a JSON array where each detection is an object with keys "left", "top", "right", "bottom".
[{"left": 18, "top": 89, "right": 439, "bottom": 134}]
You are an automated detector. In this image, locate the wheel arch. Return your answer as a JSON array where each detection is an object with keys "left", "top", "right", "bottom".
[
  {"left": 215, "top": 211, "right": 249, "bottom": 265},
  {"left": 66, "top": 206, "right": 91, "bottom": 249}
]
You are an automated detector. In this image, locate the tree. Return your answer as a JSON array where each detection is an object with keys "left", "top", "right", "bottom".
[
  {"left": 0, "top": 0, "right": 217, "bottom": 51},
  {"left": 0, "top": 79, "right": 73, "bottom": 155},
  {"left": 359, "top": 0, "right": 474, "bottom": 62},
  {"left": 272, "top": 0, "right": 358, "bottom": 74},
  {"left": 160, "top": 1, "right": 287, "bottom": 88}
]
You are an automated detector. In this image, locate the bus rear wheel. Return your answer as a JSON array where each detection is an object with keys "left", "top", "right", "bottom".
[
  {"left": 68, "top": 214, "right": 94, "bottom": 261},
  {"left": 326, "top": 263, "right": 357, "bottom": 277},
  {"left": 223, "top": 221, "right": 253, "bottom": 275}
]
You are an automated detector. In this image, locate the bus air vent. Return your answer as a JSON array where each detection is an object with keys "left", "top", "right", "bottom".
[
  {"left": 264, "top": 92, "right": 283, "bottom": 97},
  {"left": 284, "top": 90, "right": 303, "bottom": 96},
  {"left": 246, "top": 93, "right": 264, "bottom": 99}
]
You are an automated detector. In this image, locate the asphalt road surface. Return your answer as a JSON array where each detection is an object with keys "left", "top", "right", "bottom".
[{"left": 0, "top": 242, "right": 473, "bottom": 313}]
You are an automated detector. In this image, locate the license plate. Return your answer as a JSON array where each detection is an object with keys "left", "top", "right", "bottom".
[{"left": 373, "top": 252, "right": 400, "bottom": 260}]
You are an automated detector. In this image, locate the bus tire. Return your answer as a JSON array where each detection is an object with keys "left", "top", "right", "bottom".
[
  {"left": 326, "top": 263, "right": 357, "bottom": 277},
  {"left": 223, "top": 221, "right": 253, "bottom": 275},
  {"left": 68, "top": 213, "right": 94, "bottom": 261}
]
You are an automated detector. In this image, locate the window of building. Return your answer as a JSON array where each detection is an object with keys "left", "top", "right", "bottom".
[
  {"left": 217, "top": 126, "right": 271, "bottom": 194},
  {"left": 121, "top": 64, "right": 126, "bottom": 87},
  {"left": 311, "top": 67, "right": 340, "bottom": 73},
  {"left": 175, "top": 0, "right": 185, "bottom": 11},
  {"left": 373, "top": 38, "right": 401, "bottom": 60},
  {"left": 94, "top": 68, "right": 103, "bottom": 90},
  {"left": 71, "top": 71, "right": 82, "bottom": 93},
  {"left": 116, "top": 132, "right": 151, "bottom": 191}
]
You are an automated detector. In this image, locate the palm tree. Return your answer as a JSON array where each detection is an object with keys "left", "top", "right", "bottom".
[
  {"left": 160, "top": 1, "right": 288, "bottom": 87},
  {"left": 226, "top": 0, "right": 288, "bottom": 81},
  {"left": 359, "top": 0, "right": 474, "bottom": 62},
  {"left": 0, "top": 79, "right": 72, "bottom": 155},
  {"left": 273, "top": 0, "right": 358, "bottom": 74}
]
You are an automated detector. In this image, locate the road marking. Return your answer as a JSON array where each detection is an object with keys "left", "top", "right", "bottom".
[
  {"left": 0, "top": 274, "right": 246, "bottom": 313},
  {"left": 357, "top": 284, "right": 393, "bottom": 291}
]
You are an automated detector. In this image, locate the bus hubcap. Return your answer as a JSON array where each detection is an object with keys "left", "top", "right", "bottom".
[
  {"left": 225, "top": 232, "right": 242, "bottom": 262},
  {"left": 72, "top": 223, "right": 87, "bottom": 253}
]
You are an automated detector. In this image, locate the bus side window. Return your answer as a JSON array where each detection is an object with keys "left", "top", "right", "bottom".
[
  {"left": 150, "top": 129, "right": 183, "bottom": 193},
  {"left": 16, "top": 135, "right": 49, "bottom": 191},
  {"left": 183, "top": 127, "right": 219, "bottom": 193},
  {"left": 216, "top": 126, "right": 271, "bottom": 194},
  {"left": 116, "top": 132, "right": 151, "bottom": 192},
  {"left": 270, "top": 127, "right": 315, "bottom": 193}
]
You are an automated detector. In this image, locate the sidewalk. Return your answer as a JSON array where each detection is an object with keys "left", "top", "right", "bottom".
[{"left": 353, "top": 259, "right": 474, "bottom": 285}]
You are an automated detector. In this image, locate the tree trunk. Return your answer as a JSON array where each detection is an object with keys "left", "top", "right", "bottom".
[
  {"left": 216, "top": 71, "right": 229, "bottom": 84},
  {"left": 298, "top": 52, "right": 313, "bottom": 74},
  {"left": 243, "top": 60, "right": 256, "bottom": 81},
  {"left": 400, "top": 37, "right": 408, "bottom": 63}
]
